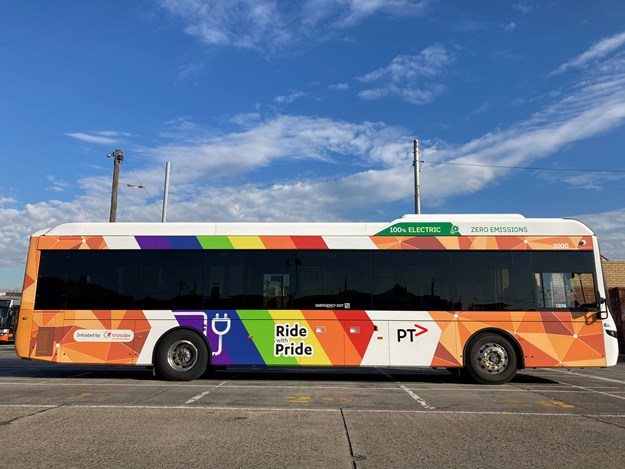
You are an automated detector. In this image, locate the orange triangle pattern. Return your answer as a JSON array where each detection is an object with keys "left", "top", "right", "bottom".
[{"left": 429, "top": 310, "right": 606, "bottom": 368}]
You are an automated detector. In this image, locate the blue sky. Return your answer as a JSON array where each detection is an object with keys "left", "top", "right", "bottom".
[{"left": 2, "top": 0, "right": 625, "bottom": 290}]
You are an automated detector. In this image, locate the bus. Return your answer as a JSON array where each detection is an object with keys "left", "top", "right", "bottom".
[
  {"left": 0, "top": 295, "right": 20, "bottom": 343},
  {"left": 14, "top": 214, "right": 619, "bottom": 384}
]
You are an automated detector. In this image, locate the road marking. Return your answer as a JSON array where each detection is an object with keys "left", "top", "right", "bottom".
[
  {"left": 546, "top": 369, "right": 625, "bottom": 385},
  {"left": 399, "top": 385, "right": 435, "bottom": 410},
  {"left": 184, "top": 381, "right": 226, "bottom": 404},
  {"left": 560, "top": 382, "right": 625, "bottom": 401},
  {"left": 69, "top": 392, "right": 93, "bottom": 400},
  {"left": 1, "top": 403, "right": 624, "bottom": 418},
  {"left": 286, "top": 396, "right": 311, "bottom": 403},
  {"left": 536, "top": 399, "right": 575, "bottom": 409},
  {"left": 377, "top": 368, "right": 435, "bottom": 409}
]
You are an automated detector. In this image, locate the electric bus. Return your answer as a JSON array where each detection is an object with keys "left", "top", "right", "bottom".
[{"left": 14, "top": 214, "right": 619, "bottom": 384}]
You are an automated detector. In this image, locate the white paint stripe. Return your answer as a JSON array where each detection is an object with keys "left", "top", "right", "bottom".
[
  {"left": 560, "top": 382, "right": 625, "bottom": 401},
  {"left": 377, "top": 368, "right": 435, "bottom": 409},
  {"left": 549, "top": 368, "right": 625, "bottom": 385},
  {"left": 185, "top": 391, "right": 211, "bottom": 404},
  {"left": 399, "top": 385, "right": 435, "bottom": 410},
  {"left": 184, "top": 381, "right": 226, "bottom": 404},
  {"left": 1, "top": 403, "right": 624, "bottom": 418},
  {"left": 0, "top": 404, "right": 59, "bottom": 408}
]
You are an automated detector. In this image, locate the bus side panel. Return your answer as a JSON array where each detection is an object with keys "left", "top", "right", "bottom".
[
  {"left": 382, "top": 311, "right": 449, "bottom": 367},
  {"left": 443, "top": 311, "right": 606, "bottom": 368},
  {"left": 521, "top": 311, "right": 606, "bottom": 367},
  {"left": 15, "top": 236, "right": 41, "bottom": 359},
  {"left": 204, "top": 310, "right": 346, "bottom": 367},
  {"left": 58, "top": 310, "right": 150, "bottom": 365}
]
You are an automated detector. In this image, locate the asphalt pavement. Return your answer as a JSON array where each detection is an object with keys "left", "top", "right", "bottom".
[{"left": 1, "top": 344, "right": 625, "bottom": 468}]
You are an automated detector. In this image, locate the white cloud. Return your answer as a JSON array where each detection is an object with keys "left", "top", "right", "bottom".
[
  {"left": 550, "top": 30, "right": 625, "bottom": 76},
  {"left": 356, "top": 44, "right": 453, "bottom": 104},
  {"left": 159, "top": 0, "right": 289, "bottom": 50},
  {"left": 66, "top": 130, "right": 129, "bottom": 145},
  {"left": 576, "top": 209, "right": 625, "bottom": 261},
  {"left": 328, "top": 82, "right": 350, "bottom": 90},
  {"left": 274, "top": 91, "right": 312, "bottom": 104},
  {"left": 513, "top": 1, "right": 534, "bottom": 15},
  {"left": 45, "top": 175, "right": 68, "bottom": 193},
  {"left": 302, "top": 0, "right": 430, "bottom": 28},
  {"left": 159, "top": 0, "right": 430, "bottom": 51},
  {"left": 504, "top": 22, "right": 516, "bottom": 33}
]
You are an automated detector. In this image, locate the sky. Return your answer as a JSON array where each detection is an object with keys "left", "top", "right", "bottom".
[{"left": 1, "top": 0, "right": 625, "bottom": 290}]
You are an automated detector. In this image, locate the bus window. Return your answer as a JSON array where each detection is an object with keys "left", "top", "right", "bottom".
[
  {"left": 135, "top": 251, "right": 204, "bottom": 310},
  {"left": 36, "top": 251, "right": 69, "bottom": 309},
  {"left": 205, "top": 251, "right": 245, "bottom": 309},
  {"left": 68, "top": 250, "right": 138, "bottom": 309},
  {"left": 291, "top": 251, "right": 372, "bottom": 310},
  {"left": 372, "top": 251, "right": 453, "bottom": 311},
  {"left": 450, "top": 251, "right": 535, "bottom": 311},
  {"left": 535, "top": 272, "right": 596, "bottom": 310}
]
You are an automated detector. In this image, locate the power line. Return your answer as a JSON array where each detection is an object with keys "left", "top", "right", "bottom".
[
  {"left": 423, "top": 161, "right": 625, "bottom": 173},
  {"left": 123, "top": 159, "right": 164, "bottom": 215}
]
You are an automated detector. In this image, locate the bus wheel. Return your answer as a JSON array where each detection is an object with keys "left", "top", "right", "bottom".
[
  {"left": 155, "top": 330, "right": 208, "bottom": 381},
  {"left": 465, "top": 333, "right": 517, "bottom": 385}
]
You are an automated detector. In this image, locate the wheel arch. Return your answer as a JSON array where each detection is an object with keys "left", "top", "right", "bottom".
[{"left": 462, "top": 328, "right": 525, "bottom": 370}]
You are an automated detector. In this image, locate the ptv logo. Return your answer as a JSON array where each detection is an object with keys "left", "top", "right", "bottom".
[{"left": 397, "top": 324, "right": 428, "bottom": 342}]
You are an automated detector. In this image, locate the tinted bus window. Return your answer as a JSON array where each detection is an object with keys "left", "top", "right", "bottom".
[
  {"left": 450, "top": 251, "right": 534, "bottom": 311},
  {"left": 135, "top": 251, "right": 204, "bottom": 310},
  {"left": 292, "top": 251, "right": 373, "bottom": 309},
  {"left": 372, "top": 251, "right": 453, "bottom": 311},
  {"left": 205, "top": 251, "right": 246, "bottom": 309},
  {"left": 36, "top": 251, "right": 69, "bottom": 309},
  {"left": 67, "top": 250, "right": 138, "bottom": 309}
]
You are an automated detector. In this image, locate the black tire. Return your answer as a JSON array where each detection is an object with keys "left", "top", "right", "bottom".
[
  {"left": 154, "top": 329, "right": 208, "bottom": 381},
  {"left": 465, "top": 333, "right": 517, "bottom": 385}
]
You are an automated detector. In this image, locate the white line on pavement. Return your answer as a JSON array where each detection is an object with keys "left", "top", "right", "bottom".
[
  {"left": 185, "top": 381, "right": 226, "bottom": 404},
  {"left": 399, "top": 384, "right": 435, "bottom": 410}
]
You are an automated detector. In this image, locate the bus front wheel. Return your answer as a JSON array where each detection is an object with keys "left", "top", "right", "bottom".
[
  {"left": 465, "top": 333, "right": 517, "bottom": 385},
  {"left": 155, "top": 330, "right": 208, "bottom": 381}
]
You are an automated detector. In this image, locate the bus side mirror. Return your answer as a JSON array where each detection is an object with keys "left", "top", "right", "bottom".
[{"left": 597, "top": 297, "right": 608, "bottom": 320}]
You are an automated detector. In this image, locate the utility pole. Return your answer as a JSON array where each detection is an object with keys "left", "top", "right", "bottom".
[
  {"left": 162, "top": 161, "right": 171, "bottom": 222},
  {"left": 107, "top": 149, "right": 124, "bottom": 222},
  {"left": 413, "top": 139, "right": 421, "bottom": 214}
]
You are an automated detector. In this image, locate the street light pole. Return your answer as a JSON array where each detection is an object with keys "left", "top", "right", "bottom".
[
  {"left": 107, "top": 149, "right": 124, "bottom": 222},
  {"left": 162, "top": 161, "right": 170, "bottom": 222},
  {"left": 413, "top": 139, "right": 421, "bottom": 214}
]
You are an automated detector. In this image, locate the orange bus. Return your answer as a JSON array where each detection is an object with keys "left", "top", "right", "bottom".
[
  {"left": 0, "top": 296, "right": 20, "bottom": 343},
  {"left": 15, "top": 214, "right": 619, "bottom": 383}
]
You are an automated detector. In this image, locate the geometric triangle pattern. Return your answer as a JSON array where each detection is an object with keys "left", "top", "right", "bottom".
[
  {"left": 429, "top": 311, "right": 606, "bottom": 368},
  {"left": 15, "top": 234, "right": 605, "bottom": 370}
]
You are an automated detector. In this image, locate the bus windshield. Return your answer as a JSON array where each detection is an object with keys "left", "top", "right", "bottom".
[{"left": 0, "top": 300, "right": 11, "bottom": 330}]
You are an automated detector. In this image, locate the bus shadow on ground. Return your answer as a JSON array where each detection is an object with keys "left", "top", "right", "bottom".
[
  {"left": 0, "top": 352, "right": 555, "bottom": 385},
  {"left": 203, "top": 366, "right": 556, "bottom": 385}
]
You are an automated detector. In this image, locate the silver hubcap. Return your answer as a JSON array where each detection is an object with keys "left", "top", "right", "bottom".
[
  {"left": 167, "top": 340, "right": 198, "bottom": 371},
  {"left": 477, "top": 342, "right": 508, "bottom": 374}
]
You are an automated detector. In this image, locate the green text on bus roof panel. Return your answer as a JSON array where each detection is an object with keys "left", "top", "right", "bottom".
[{"left": 375, "top": 222, "right": 460, "bottom": 236}]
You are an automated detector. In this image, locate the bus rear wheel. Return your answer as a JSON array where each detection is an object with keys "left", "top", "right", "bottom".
[
  {"left": 155, "top": 330, "right": 208, "bottom": 381},
  {"left": 465, "top": 333, "right": 517, "bottom": 385}
]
